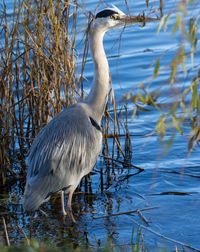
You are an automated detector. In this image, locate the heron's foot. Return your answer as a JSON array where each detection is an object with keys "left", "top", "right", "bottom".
[
  {"left": 66, "top": 206, "right": 76, "bottom": 223},
  {"left": 62, "top": 208, "right": 67, "bottom": 216}
]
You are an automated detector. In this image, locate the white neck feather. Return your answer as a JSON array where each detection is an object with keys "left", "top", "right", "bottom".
[{"left": 85, "top": 30, "right": 109, "bottom": 123}]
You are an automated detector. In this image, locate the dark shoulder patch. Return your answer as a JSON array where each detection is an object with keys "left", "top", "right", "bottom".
[
  {"left": 96, "top": 9, "right": 118, "bottom": 19},
  {"left": 89, "top": 117, "right": 101, "bottom": 132}
]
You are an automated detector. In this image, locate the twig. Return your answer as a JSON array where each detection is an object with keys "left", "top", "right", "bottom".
[
  {"left": 93, "top": 206, "right": 159, "bottom": 219},
  {"left": 104, "top": 172, "right": 144, "bottom": 193},
  {"left": 137, "top": 210, "right": 149, "bottom": 226},
  {"left": 99, "top": 154, "right": 144, "bottom": 171},
  {"left": 105, "top": 133, "right": 138, "bottom": 138},
  {"left": 142, "top": 130, "right": 156, "bottom": 137},
  {"left": 2, "top": 217, "right": 10, "bottom": 246},
  {"left": 17, "top": 224, "right": 30, "bottom": 246},
  {"left": 160, "top": 170, "right": 200, "bottom": 178},
  {"left": 126, "top": 216, "right": 200, "bottom": 251}
]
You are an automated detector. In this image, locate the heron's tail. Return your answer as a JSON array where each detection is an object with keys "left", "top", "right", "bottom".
[{"left": 23, "top": 177, "right": 51, "bottom": 212}]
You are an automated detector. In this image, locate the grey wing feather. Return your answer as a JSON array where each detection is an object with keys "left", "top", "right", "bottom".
[{"left": 23, "top": 103, "right": 102, "bottom": 212}]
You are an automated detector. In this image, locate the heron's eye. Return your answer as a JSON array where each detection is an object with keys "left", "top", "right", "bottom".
[{"left": 110, "top": 14, "right": 118, "bottom": 20}]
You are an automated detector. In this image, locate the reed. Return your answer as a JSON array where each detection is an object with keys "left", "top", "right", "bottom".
[
  {"left": 0, "top": 0, "right": 133, "bottom": 185},
  {"left": 0, "top": 0, "right": 78, "bottom": 183}
]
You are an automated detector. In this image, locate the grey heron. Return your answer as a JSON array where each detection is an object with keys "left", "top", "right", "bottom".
[{"left": 23, "top": 5, "right": 158, "bottom": 221}]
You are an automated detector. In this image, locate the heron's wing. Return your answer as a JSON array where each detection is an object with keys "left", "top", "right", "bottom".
[
  {"left": 26, "top": 103, "right": 102, "bottom": 191},
  {"left": 23, "top": 104, "right": 102, "bottom": 211}
]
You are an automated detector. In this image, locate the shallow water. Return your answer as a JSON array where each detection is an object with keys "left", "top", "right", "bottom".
[{"left": 0, "top": 0, "right": 200, "bottom": 251}]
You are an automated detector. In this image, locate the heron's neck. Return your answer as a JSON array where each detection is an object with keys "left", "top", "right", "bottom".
[{"left": 85, "top": 30, "right": 109, "bottom": 123}]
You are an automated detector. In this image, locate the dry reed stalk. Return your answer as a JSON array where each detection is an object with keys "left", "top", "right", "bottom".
[
  {"left": 0, "top": 0, "right": 82, "bottom": 183},
  {"left": 2, "top": 216, "right": 10, "bottom": 246},
  {"left": 93, "top": 206, "right": 159, "bottom": 219},
  {"left": 99, "top": 154, "right": 143, "bottom": 171},
  {"left": 17, "top": 224, "right": 30, "bottom": 246}
]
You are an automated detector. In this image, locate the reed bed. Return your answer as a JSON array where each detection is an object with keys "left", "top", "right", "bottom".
[{"left": 0, "top": 0, "right": 133, "bottom": 185}]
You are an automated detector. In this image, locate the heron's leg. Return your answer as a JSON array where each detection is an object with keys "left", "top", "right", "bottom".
[
  {"left": 66, "top": 186, "right": 76, "bottom": 223},
  {"left": 61, "top": 190, "right": 67, "bottom": 216}
]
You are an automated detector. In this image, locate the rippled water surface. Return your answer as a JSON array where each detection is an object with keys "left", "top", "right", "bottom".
[{"left": 0, "top": 0, "right": 200, "bottom": 251}]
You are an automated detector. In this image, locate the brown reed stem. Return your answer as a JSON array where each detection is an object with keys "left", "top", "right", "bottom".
[
  {"left": 17, "top": 224, "right": 30, "bottom": 246},
  {"left": 93, "top": 206, "right": 159, "bottom": 219},
  {"left": 99, "top": 154, "right": 144, "bottom": 171},
  {"left": 2, "top": 217, "right": 10, "bottom": 246}
]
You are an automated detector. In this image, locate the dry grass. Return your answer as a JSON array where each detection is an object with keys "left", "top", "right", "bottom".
[{"left": 0, "top": 0, "right": 81, "bottom": 182}]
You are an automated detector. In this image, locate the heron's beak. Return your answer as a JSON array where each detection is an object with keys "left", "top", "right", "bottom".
[{"left": 120, "top": 14, "right": 160, "bottom": 26}]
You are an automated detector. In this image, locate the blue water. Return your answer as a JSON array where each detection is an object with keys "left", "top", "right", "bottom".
[{"left": 0, "top": 0, "right": 200, "bottom": 251}]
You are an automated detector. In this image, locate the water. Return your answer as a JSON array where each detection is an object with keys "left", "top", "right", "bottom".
[{"left": 0, "top": 0, "right": 200, "bottom": 251}]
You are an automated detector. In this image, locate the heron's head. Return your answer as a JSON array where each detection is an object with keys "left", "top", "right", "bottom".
[
  {"left": 90, "top": 6, "right": 127, "bottom": 33},
  {"left": 89, "top": 5, "right": 159, "bottom": 34}
]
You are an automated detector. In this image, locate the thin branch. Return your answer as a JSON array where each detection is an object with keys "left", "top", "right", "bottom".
[
  {"left": 93, "top": 206, "right": 159, "bottom": 219},
  {"left": 99, "top": 154, "right": 144, "bottom": 171},
  {"left": 2, "top": 217, "right": 10, "bottom": 246},
  {"left": 17, "top": 224, "right": 30, "bottom": 246}
]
